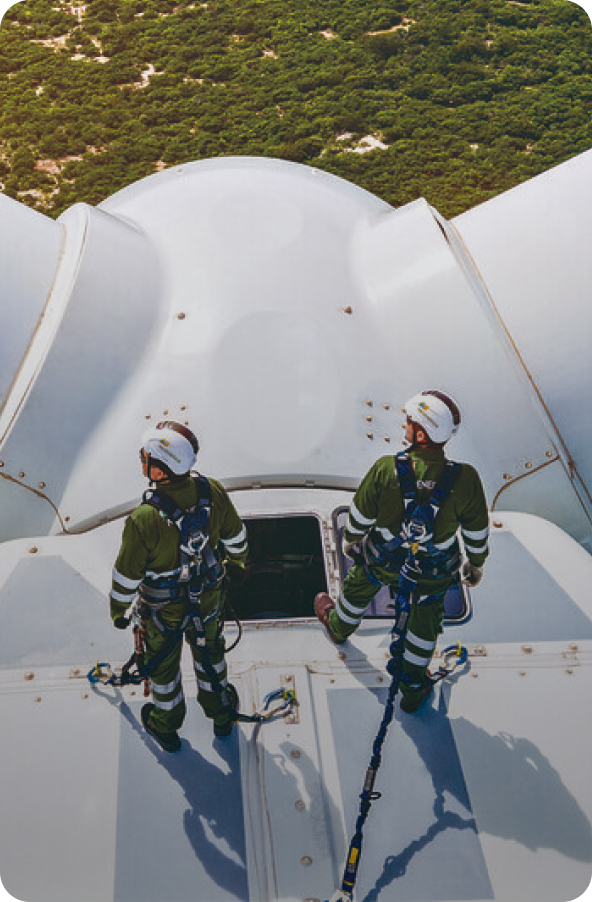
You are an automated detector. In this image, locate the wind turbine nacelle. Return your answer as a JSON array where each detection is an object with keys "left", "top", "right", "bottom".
[{"left": 0, "top": 155, "right": 590, "bottom": 549}]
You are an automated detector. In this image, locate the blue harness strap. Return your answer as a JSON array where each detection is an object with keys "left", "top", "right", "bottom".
[
  {"left": 362, "top": 453, "right": 461, "bottom": 581},
  {"left": 141, "top": 474, "right": 224, "bottom": 602}
]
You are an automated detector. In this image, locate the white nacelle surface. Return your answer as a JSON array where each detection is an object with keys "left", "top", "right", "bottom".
[{"left": 0, "top": 155, "right": 590, "bottom": 550}]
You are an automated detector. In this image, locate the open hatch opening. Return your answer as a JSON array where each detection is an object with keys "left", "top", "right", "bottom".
[{"left": 228, "top": 515, "right": 328, "bottom": 621}]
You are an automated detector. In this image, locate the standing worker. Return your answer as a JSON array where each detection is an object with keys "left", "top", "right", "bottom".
[
  {"left": 109, "top": 421, "right": 248, "bottom": 751},
  {"left": 315, "top": 390, "right": 489, "bottom": 713}
]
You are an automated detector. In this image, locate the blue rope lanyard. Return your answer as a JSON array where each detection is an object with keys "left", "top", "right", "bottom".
[{"left": 338, "top": 568, "right": 413, "bottom": 900}]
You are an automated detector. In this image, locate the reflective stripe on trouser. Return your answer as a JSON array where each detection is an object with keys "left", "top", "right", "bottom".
[
  {"left": 186, "top": 617, "right": 232, "bottom": 729},
  {"left": 142, "top": 587, "right": 229, "bottom": 734},
  {"left": 328, "top": 564, "right": 381, "bottom": 642},
  {"left": 330, "top": 564, "right": 447, "bottom": 701},
  {"left": 400, "top": 593, "right": 446, "bottom": 704}
]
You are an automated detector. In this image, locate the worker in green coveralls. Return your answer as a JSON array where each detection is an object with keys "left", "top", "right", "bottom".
[
  {"left": 110, "top": 421, "right": 248, "bottom": 751},
  {"left": 315, "top": 390, "right": 489, "bottom": 714}
]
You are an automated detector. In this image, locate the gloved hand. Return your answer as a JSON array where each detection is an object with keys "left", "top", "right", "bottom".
[
  {"left": 462, "top": 562, "right": 483, "bottom": 587},
  {"left": 113, "top": 616, "right": 130, "bottom": 630},
  {"left": 342, "top": 538, "right": 358, "bottom": 560},
  {"left": 225, "top": 561, "right": 246, "bottom": 589}
]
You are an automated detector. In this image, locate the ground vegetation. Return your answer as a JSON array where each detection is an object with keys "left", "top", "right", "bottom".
[{"left": 0, "top": 0, "right": 591, "bottom": 218}]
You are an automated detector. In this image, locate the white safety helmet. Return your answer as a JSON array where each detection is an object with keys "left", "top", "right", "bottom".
[
  {"left": 404, "top": 390, "right": 461, "bottom": 444},
  {"left": 141, "top": 421, "right": 199, "bottom": 475}
]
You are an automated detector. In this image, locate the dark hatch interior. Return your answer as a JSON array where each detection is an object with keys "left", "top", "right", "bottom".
[
  {"left": 227, "top": 515, "right": 327, "bottom": 620},
  {"left": 224, "top": 509, "right": 471, "bottom": 625}
]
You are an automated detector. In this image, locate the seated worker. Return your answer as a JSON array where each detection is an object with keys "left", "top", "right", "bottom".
[
  {"left": 315, "top": 390, "right": 489, "bottom": 713},
  {"left": 109, "top": 421, "right": 248, "bottom": 751}
]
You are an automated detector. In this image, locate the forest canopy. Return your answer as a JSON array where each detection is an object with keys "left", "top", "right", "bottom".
[{"left": 0, "top": 0, "right": 591, "bottom": 218}]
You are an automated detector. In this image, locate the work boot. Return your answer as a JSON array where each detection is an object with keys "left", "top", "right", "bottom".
[
  {"left": 141, "top": 703, "right": 181, "bottom": 752},
  {"left": 399, "top": 675, "right": 437, "bottom": 714},
  {"left": 314, "top": 593, "right": 345, "bottom": 645},
  {"left": 214, "top": 718, "right": 234, "bottom": 738},
  {"left": 214, "top": 683, "right": 239, "bottom": 738}
]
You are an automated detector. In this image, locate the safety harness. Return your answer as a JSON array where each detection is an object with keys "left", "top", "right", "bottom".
[
  {"left": 330, "top": 452, "right": 465, "bottom": 902},
  {"left": 362, "top": 452, "right": 462, "bottom": 583},
  {"left": 89, "top": 476, "right": 297, "bottom": 725},
  {"left": 140, "top": 474, "right": 225, "bottom": 607}
]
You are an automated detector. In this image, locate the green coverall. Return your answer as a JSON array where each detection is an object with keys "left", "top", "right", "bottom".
[
  {"left": 110, "top": 475, "right": 248, "bottom": 735},
  {"left": 336, "top": 448, "right": 489, "bottom": 706}
]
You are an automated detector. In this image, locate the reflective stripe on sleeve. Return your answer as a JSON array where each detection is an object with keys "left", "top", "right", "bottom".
[
  {"left": 433, "top": 533, "right": 458, "bottom": 550},
  {"left": 349, "top": 500, "right": 376, "bottom": 528},
  {"left": 112, "top": 568, "right": 142, "bottom": 590},
  {"left": 222, "top": 526, "right": 247, "bottom": 552},
  {"left": 464, "top": 540, "right": 488, "bottom": 554},
  {"left": 462, "top": 525, "right": 490, "bottom": 540},
  {"left": 110, "top": 588, "right": 136, "bottom": 604}
]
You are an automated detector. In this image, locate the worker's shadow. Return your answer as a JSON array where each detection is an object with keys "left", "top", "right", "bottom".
[
  {"left": 360, "top": 679, "right": 592, "bottom": 902},
  {"left": 92, "top": 684, "right": 248, "bottom": 899}
]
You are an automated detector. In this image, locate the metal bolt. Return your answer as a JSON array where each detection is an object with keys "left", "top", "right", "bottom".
[
  {"left": 342, "top": 305, "right": 353, "bottom": 314},
  {"left": 522, "top": 645, "right": 533, "bottom": 654},
  {"left": 365, "top": 399, "right": 373, "bottom": 407},
  {"left": 383, "top": 403, "right": 390, "bottom": 410},
  {"left": 301, "top": 856, "right": 313, "bottom": 867},
  {"left": 566, "top": 668, "right": 574, "bottom": 675},
  {"left": 29, "top": 546, "right": 38, "bottom": 554},
  {"left": 19, "top": 471, "right": 25, "bottom": 478},
  {"left": 295, "top": 800, "right": 306, "bottom": 811},
  {"left": 384, "top": 436, "right": 391, "bottom": 443},
  {"left": 503, "top": 473, "right": 513, "bottom": 480},
  {"left": 493, "top": 520, "right": 503, "bottom": 528},
  {"left": 546, "top": 450, "right": 554, "bottom": 458},
  {"left": 177, "top": 312, "right": 186, "bottom": 319},
  {"left": 366, "top": 432, "right": 374, "bottom": 440},
  {"left": 525, "top": 461, "right": 532, "bottom": 469},
  {"left": 24, "top": 672, "right": 34, "bottom": 681},
  {"left": 38, "top": 482, "right": 46, "bottom": 489}
]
